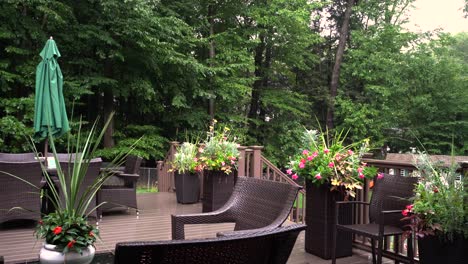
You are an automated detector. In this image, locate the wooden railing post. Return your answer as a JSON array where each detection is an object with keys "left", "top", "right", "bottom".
[
  {"left": 250, "top": 146, "right": 263, "bottom": 178},
  {"left": 237, "top": 146, "right": 247, "bottom": 177}
]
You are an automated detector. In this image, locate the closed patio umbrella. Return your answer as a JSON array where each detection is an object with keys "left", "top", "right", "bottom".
[{"left": 33, "top": 37, "right": 70, "bottom": 157}]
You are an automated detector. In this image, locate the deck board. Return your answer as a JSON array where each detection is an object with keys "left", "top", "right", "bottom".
[{"left": 0, "top": 192, "right": 383, "bottom": 264}]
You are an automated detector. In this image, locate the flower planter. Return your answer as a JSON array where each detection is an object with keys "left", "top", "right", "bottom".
[
  {"left": 40, "top": 244, "right": 95, "bottom": 264},
  {"left": 418, "top": 235, "right": 467, "bottom": 264},
  {"left": 202, "top": 170, "right": 235, "bottom": 212},
  {"left": 175, "top": 172, "right": 200, "bottom": 204},
  {"left": 305, "top": 180, "right": 353, "bottom": 259}
]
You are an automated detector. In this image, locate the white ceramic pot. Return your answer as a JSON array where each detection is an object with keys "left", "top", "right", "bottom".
[{"left": 39, "top": 244, "right": 95, "bottom": 264}]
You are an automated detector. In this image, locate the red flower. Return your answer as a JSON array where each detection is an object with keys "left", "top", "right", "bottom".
[
  {"left": 402, "top": 209, "right": 409, "bottom": 216},
  {"left": 328, "top": 162, "right": 334, "bottom": 168},
  {"left": 67, "top": 240, "right": 76, "bottom": 248},
  {"left": 433, "top": 188, "right": 439, "bottom": 193},
  {"left": 53, "top": 226, "right": 62, "bottom": 235},
  {"left": 89, "top": 231, "right": 94, "bottom": 237},
  {"left": 406, "top": 204, "right": 413, "bottom": 210},
  {"left": 38, "top": 220, "right": 43, "bottom": 225}
]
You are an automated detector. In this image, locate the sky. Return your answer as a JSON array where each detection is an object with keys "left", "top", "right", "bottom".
[{"left": 406, "top": 0, "right": 467, "bottom": 33}]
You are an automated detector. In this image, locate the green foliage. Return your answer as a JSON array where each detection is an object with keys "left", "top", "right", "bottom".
[
  {"left": 287, "top": 127, "right": 378, "bottom": 198},
  {"left": 199, "top": 120, "right": 240, "bottom": 174},
  {"left": 403, "top": 153, "right": 467, "bottom": 240},
  {"left": 35, "top": 211, "right": 98, "bottom": 254},
  {"left": 171, "top": 142, "right": 200, "bottom": 174},
  {"left": 96, "top": 125, "right": 167, "bottom": 161}
]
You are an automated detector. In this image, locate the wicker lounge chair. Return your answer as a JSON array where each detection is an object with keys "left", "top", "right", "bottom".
[
  {"left": 115, "top": 224, "right": 306, "bottom": 264},
  {"left": 172, "top": 176, "right": 302, "bottom": 240},
  {"left": 0, "top": 161, "right": 42, "bottom": 224},
  {"left": 97, "top": 155, "right": 142, "bottom": 217},
  {"left": 331, "top": 173, "right": 418, "bottom": 264}
]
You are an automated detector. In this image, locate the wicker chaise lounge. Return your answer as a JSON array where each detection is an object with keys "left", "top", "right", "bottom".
[
  {"left": 0, "top": 161, "right": 42, "bottom": 224},
  {"left": 115, "top": 224, "right": 306, "bottom": 264},
  {"left": 172, "top": 176, "right": 302, "bottom": 240}
]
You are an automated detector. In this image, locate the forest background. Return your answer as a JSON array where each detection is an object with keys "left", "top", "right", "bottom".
[{"left": 1, "top": 0, "right": 467, "bottom": 167}]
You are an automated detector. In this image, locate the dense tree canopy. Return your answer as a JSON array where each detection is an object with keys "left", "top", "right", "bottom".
[{"left": 0, "top": 0, "right": 466, "bottom": 165}]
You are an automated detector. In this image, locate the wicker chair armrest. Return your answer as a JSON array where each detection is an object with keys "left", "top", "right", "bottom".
[
  {"left": 380, "top": 210, "right": 403, "bottom": 215},
  {"left": 216, "top": 225, "right": 275, "bottom": 237},
  {"left": 335, "top": 201, "right": 370, "bottom": 206},
  {"left": 171, "top": 211, "right": 231, "bottom": 240},
  {"left": 100, "top": 168, "right": 124, "bottom": 175},
  {"left": 117, "top": 173, "right": 139, "bottom": 180}
]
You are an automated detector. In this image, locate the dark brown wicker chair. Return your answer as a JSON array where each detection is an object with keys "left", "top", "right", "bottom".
[
  {"left": 331, "top": 173, "right": 418, "bottom": 264},
  {"left": 115, "top": 224, "right": 306, "bottom": 264},
  {"left": 96, "top": 155, "right": 142, "bottom": 217},
  {"left": 0, "top": 161, "right": 42, "bottom": 224},
  {"left": 172, "top": 176, "right": 302, "bottom": 240},
  {"left": 56, "top": 158, "right": 102, "bottom": 219}
]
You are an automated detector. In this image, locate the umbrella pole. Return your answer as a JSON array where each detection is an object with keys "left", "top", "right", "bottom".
[{"left": 44, "top": 138, "right": 49, "bottom": 167}]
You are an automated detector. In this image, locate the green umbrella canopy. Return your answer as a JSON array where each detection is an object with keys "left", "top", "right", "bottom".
[{"left": 33, "top": 37, "right": 70, "bottom": 141}]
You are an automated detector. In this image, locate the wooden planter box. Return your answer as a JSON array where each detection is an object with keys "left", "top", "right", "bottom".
[
  {"left": 305, "top": 180, "right": 353, "bottom": 259},
  {"left": 202, "top": 170, "right": 235, "bottom": 212},
  {"left": 418, "top": 234, "right": 467, "bottom": 264},
  {"left": 174, "top": 172, "right": 200, "bottom": 204}
]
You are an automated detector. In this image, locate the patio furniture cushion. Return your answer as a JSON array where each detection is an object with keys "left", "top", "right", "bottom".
[
  {"left": 114, "top": 224, "right": 306, "bottom": 264},
  {"left": 172, "top": 176, "right": 302, "bottom": 240},
  {"left": 102, "top": 175, "right": 126, "bottom": 188}
]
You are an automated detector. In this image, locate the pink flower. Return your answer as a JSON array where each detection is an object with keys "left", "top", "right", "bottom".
[
  {"left": 231, "top": 160, "right": 235, "bottom": 165},
  {"left": 198, "top": 147, "right": 204, "bottom": 153},
  {"left": 359, "top": 173, "right": 365, "bottom": 179},
  {"left": 193, "top": 157, "right": 198, "bottom": 162},
  {"left": 324, "top": 148, "right": 330, "bottom": 154},
  {"left": 286, "top": 169, "right": 293, "bottom": 175},
  {"left": 328, "top": 162, "right": 334, "bottom": 168},
  {"left": 357, "top": 167, "right": 363, "bottom": 173},
  {"left": 292, "top": 174, "right": 299, "bottom": 180},
  {"left": 221, "top": 161, "right": 226, "bottom": 166},
  {"left": 302, "top": 149, "right": 309, "bottom": 155},
  {"left": 315, "top": 173, "right": 322, "bottom": 180},
  {"left": 402, "top": 209, "right": 409, "bottom": 216},
  {"left": 299, "top": 162, "right": 305, "bottom": 169},
  {"left": 406, "top": 204, "right": 413, "bottom": 210},
  {"left": 300, "top": 158, "right": 306, "bottom": 163},
  {"left": 347, "top": 149, "right": 354, "bottom": 155},
  {"left": 312, "top": 151, "right": 318, "bottom": 157},
  {"left": 377, "top": 173, "right": 384, "bottom": 179},
  {"left": 307, "top": 155, "right": 314, "bottom": 161}
]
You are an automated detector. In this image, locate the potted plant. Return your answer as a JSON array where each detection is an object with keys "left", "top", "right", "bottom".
[
  {"left": 199, "top": 119, "right": 240, "bottom": 212},
  {"left": 32, "top": 114, "right": 131, "bottom": 264},
  {"left": 171, "top": 142, "right": 203, "bottom": 204},
  {"left": 402, "top": 153, "right": 467, "bottom": 264},
  {"left": 287, "top": 128, "right": 377, "bottom": 259}
]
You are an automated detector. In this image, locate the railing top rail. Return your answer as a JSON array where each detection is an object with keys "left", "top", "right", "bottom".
[{"left": 260, "top": 156, "right": 303, "bottom": 190}]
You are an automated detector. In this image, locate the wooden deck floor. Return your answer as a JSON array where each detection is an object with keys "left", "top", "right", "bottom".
[{"left": 0, "top": 192, "right": 385, "bottom": 264}]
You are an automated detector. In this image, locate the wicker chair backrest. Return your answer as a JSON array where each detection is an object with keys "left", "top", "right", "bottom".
[
  {"left": 0, "top": 161, "right": 42, "bottom": 223},
  {"left": 226, "top": 177, "right": 301, "bottom": 231},
  {"left": 0, "top": 153, "right": 36, "bottom": 162},
  {"left": 57, "top": 158, "right": 102, "bottom": 217},
  {"left": 124, "top": 155, "right": 142, "bottom": 174},
  {"left": 369, "top": 173, "right": 418, "bottom": 227},
  {"left": 115, "top": 224, "right": 305, "bottom": 264}
]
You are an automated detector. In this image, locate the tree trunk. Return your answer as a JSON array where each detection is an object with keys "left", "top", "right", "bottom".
[
  {"left": 103, "top": 60, "right": 114, "bottom": 148},
  {"left": 208, "top": 5, "right": 215, "bottom": 119},
  {"left": 248, "top": 34, "right": 266, "bottom": 123},
  {"left": 327, "top": 0, "right": 355, "bottom": 129}
]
